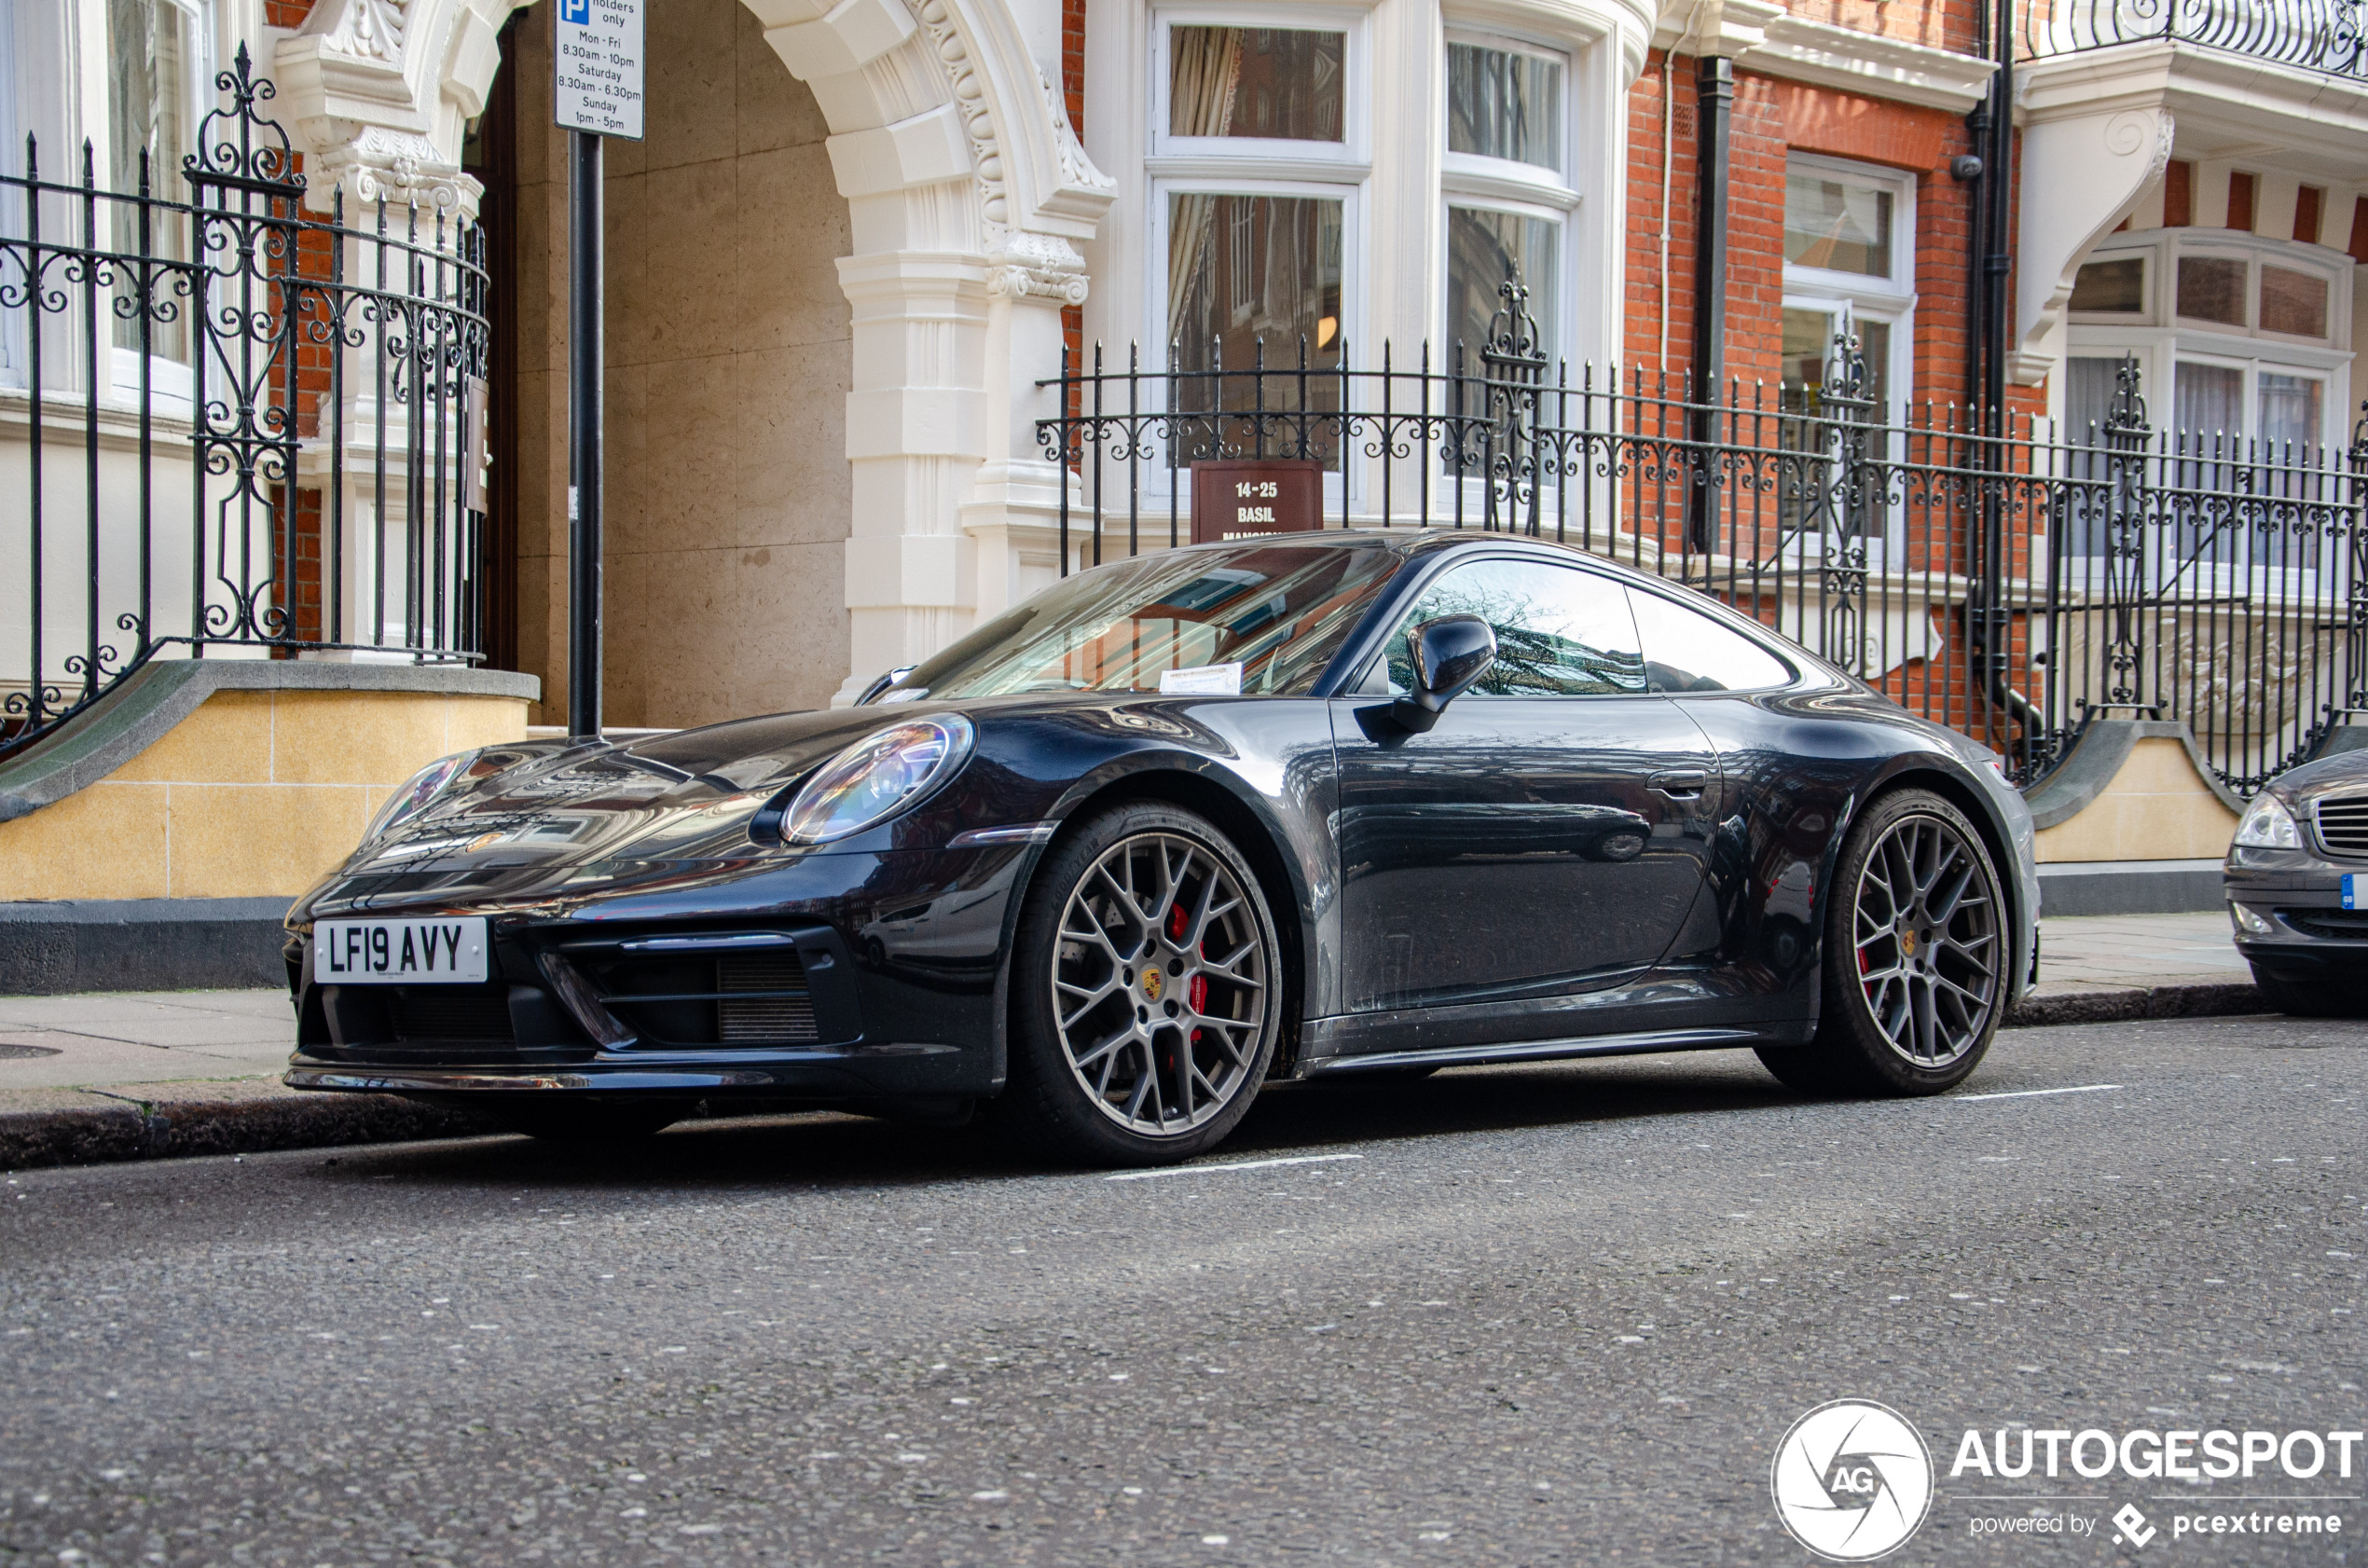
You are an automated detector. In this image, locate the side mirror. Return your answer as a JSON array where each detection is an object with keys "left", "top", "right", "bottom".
[
  {"left": 855, "top": 666, "right": 917, "bottom": 706},
  {"left": 1391, "top": 614, "right": 1496, "bottom": 733}
]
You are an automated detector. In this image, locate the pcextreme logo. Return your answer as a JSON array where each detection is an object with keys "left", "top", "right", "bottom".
[{"left": 1771, "top": 1399, "right": 1936, "bottom": 1561}]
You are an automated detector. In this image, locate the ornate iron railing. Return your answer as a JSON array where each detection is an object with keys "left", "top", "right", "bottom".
[
  {"left": 2021, "top": 0, "right": 2368, "bottom": 78},
  {"left": 0, "top": 48, "right": 489, "bottom": 759},
  {"left": 1038, "top": 287, "right": 2368, "bottom": 796}
]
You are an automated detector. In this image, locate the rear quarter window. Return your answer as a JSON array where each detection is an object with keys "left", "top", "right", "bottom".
[{"left": 1628, "top": 587, "right": 1795, "bottom": 693}]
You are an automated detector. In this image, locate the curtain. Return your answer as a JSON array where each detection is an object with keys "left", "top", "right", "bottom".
[{"left": 1165, "top": 28, "right": 1242, "bottom": 346}]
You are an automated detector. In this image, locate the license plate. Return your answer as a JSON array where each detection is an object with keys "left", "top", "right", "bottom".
[
  {"left": 2347, "top": 875, "right": 2361, "bottom": 911},
  {"left": 314, "top": 917, "right": 490, "bottom": 984}
]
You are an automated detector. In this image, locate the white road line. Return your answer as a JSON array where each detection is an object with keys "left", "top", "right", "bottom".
[
  {"left": 1954, "top": 1083, "right": 2123, "bottom": 1103},
  {"left": 1107, "top": 1153, "right": 1365, "bottom": 1182}
]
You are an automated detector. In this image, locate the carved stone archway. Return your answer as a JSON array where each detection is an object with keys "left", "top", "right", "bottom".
[{"left": 275, "top": 0, "right": 1113, "bottom": 707}]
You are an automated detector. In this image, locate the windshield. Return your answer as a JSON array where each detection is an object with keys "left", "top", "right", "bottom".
[{"left": 895, "top": 541, "right": 1401, "bottom": 699}]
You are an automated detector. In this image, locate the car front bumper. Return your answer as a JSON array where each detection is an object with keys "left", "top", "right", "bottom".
[
  {"left": 281, "top": 842, "right": 1035, "bottom": 1107},
  {"left": 2223, "top": 855, "right": 2368, "bottom": 983}
]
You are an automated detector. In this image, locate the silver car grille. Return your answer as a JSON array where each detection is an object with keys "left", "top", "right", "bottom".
[
  {"left": 716, "top": 955, "right": 819, "bottom": 1043},
  {"left": 2313, "top": 795, "right": 2368, "bottom": 860}
]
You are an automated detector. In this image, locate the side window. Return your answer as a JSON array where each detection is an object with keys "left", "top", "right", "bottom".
[
  {"left": 1384, "top": 559, "right": 1645, "bottom": 696},
  {"left": 1628, "top": 587, "right": 1794, "bottom": 693}
]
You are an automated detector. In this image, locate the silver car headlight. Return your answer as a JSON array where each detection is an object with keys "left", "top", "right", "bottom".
[
  {"left": 2233, "top": 792, "right": 2300, "bottom": 850},
  {"left": 363, "top": 750, "right": 479, "bottom": 846},
  {"left": 781, "top": 716, "right": 973, "bottom": 845}
]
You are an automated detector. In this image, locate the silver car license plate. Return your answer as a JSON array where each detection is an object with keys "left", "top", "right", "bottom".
[{"left": 314, "top": 917, "right": 490, "bottom": 984}]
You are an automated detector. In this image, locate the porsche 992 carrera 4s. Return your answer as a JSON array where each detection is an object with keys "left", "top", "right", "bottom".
[{"left": 282, "top": 530, "right": 2039, "bottom": 1165}]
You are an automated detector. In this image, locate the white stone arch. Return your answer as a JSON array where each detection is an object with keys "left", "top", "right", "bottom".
[{"left": 275, "top": 0, "right": 1113, "bottom": 705}]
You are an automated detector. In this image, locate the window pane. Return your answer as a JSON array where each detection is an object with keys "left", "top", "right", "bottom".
[
  {"left": 2259, "top": 374, "right": 2322, "bottom": 450},
  {"left": 906, "top": 542, "right": 1401, "bottom": 697},
  {"left": 1783, "top": 175, "right": 1893, "bottom": 277},
  {"left": 107, "top": 0, "right": 189, "bottom": 361},
  {"left": 2175, "top": 256, "right": 2247, "bottom": 325},
  {"left": 1629, "top": 588, "right": 1792, "bottom": 693},
  {"left": 1167, "top": 193, "right": 1343, "bottom": 415},
  {"left": 1384, "top": 560, "right": 1645, "bottom": 697},
  {"left": 1781, "top": 310, "right": 1887, "bottom": 414},
  {"left": 2260, "top": 266, "right": 2329, "bottom": 338},
  {"left": 1446, "top": 44, "right": 1561, "bottom": 172},
  {"left": 1446, "top": 207, "right": 1557, "bottom": 364},
  {"left": 2070, "top": 257, "right": 2145, "bottom": 312},
  {"left": 2173, "top": 361, "right": 2243, "bottom": 439},
  {"left": 1170, "top": 27, "right": 1344, "bottom": 143}
]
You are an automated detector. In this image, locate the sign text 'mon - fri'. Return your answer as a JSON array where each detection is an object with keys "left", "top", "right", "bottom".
[{"left": 555, "top": 0, "right": 645, "bottom": 141}]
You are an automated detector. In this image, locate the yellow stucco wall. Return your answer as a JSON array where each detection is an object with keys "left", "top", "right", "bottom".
[
  {"left": 0, "top": 689, "right": 528, "bottom": 901},
  {"left": 2033, "top": 736, "right": 2242, "bottom": 863}
]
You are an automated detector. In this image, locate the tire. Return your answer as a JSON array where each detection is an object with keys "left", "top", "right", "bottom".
[
  {"left": 2249, "top": 964, "right": 2368, "bottom": 1018},
  {"left": 1755, "top": 789, "right": 2007, "bottom": 1096},
  {"left": 997, "top": 803, "right": 1286, "bottom": 1166},
  {"left": 489, "top": 1102, "right": 681, "bottom": 1144}
]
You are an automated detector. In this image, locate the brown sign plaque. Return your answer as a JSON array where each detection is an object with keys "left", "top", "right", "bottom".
[{"left": 1190, "top": 460, "right": 1325, "bottom": 544}]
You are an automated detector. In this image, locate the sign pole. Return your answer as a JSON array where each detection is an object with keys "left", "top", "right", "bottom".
[
  {"left": 554, "top": 0, "right": 643, "bottom": 738},
  {"left": 567, "top": 128, "right": 603, "bottom": 738}
]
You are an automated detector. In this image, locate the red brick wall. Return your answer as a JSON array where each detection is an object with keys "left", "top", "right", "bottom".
[
  {"left": 1626, "top": 64, "right": 2004, "bottom": 409},
  {"left": 264, "top": 0, "right": 314, "bottom": 26}
]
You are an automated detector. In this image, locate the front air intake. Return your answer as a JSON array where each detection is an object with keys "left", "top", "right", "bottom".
[{"left": 717, "top": 955, "right": 819, "bottom": 1042}]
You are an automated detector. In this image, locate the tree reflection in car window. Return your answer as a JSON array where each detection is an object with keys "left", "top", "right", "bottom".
[
  {"left": 901, "top": 543, "right": 1402, "bottom": 698},
  {"left": 1384, "top": 559, "right": 1646, "bottom": 696}
]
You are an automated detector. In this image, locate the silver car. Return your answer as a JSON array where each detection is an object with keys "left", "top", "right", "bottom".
[{"left": 2223, "top": 746, "right": 2368, "bottom": 1016}]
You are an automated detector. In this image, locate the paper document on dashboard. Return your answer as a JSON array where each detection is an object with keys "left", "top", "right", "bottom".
[{"left": 1159, "top": 663, "right": 1244, "bottom": 695}]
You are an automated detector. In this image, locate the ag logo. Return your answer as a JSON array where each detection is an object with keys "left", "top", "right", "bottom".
[{"left": 1770, "top": 1399, "right": 1934, "bottom": 1561}]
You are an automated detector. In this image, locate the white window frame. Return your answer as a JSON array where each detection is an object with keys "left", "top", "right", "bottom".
[
  {"left": 72, "top": 0, "right": 206, "bottom": 409},
  {"left": 2068, "top": 229, "right": 2353, "bottom": 452},
  {"left": 1780, "top": 153, "right": 1917, "bottom": 418},
  {"left": 1149, "top": 5, "right": 1369, "bottom": 172},
  {"left": 1440, "top": 29, "right": 1575, "bottom": 206},
  {"left": 1439, "top": 28, "right": 1575, "bottom": 371},
  {"left": 1144, "top": 3, "right": 1368, "bottom": 515}
]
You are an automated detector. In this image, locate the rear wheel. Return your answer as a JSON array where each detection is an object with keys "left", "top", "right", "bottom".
[
  {"left": 1756, "top": 790, "right": 2006, "bottom": 1096},
  {"left": 2249, "top": 964, "right": 2368, "bottom": 1018},
  {"left": 998, "top": 804, "right": 1284, "bottom": 1166}
]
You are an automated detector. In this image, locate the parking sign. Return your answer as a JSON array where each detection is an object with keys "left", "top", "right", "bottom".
[{"left": 555, "top": 0, "right": 643, "bottom": 140}]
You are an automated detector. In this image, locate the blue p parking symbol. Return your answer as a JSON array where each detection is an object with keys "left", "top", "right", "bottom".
[{"left": 560, "top": 0, "right": 589, "bottom": 22}]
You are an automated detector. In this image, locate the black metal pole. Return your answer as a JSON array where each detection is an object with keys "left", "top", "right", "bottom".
[
  {"left": 1687, "top": 55, "right": 1733, "bottom": 554},
  {"left": 567, "top": 129, "right": 603, "bottom": 738}
]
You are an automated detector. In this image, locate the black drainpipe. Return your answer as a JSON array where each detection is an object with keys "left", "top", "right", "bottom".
[
  {"left": 1687, "top": 55, "right": 1734, "bottom": 555},
  {"left": 1963, "top": 0, "right": 2033, "bottom": 757}
]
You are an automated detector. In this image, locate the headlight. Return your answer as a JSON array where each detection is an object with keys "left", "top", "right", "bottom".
[
  {"left": 363, "top": 750, "right": 477, "bottom": 845},
  {"left": 781, "top": 716, "right": 973, "bottom": 844},
  {"left": 2233, "top": 792, "right": 2300, "bottom": 850}
]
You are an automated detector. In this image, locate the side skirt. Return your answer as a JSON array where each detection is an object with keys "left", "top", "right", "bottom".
[{"left": 1301, "top": 1022, "right": 1812, "bottom": 1077}]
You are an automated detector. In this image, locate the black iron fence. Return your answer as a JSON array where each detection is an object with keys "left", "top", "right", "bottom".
[
  {"left": 0, "top": 48, "right": 489, "bottom": 758},
  {"left": 1038, "top": 288, "right": 2368, "bottom": 797},
  {"left": 2020, "top": 0, "right": 2368, "bottom": 78}
]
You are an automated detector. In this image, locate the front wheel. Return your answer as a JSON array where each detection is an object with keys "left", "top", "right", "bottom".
[
  {"left": 1756, "top": 789, "right": 2007, "bottom": 1096},
  {"left": 998, "top": 804, "right": 1285, "bottom": 1166}
]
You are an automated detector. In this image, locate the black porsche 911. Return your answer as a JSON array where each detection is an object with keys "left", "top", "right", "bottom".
[{"left": 282, "top": 530, "right": 2040, "bottom": 1165}]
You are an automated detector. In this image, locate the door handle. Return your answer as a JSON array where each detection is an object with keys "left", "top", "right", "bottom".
[{"left": 1651, "top": 768, "right": 1710, "bottom": 799}]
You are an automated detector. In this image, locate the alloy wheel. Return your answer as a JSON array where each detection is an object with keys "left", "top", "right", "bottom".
[
  {"left": 1849, "top": 812, "right": 2000, "bottom": 1067},
  {"left": 1050, "top": 831, "right": 1271, "bottom": 1136}
]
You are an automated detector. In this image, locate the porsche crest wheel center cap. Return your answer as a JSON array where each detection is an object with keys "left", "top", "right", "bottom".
[{"left": 1140, "top": 968, "right": 1163, "bottom": 1002}]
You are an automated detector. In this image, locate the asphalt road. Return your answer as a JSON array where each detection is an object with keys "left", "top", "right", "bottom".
[{"left": 1, "top": 1015, "right": 2361, "bottom": 1567}]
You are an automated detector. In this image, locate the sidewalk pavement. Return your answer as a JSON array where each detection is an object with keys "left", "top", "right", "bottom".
[{"left": 0, "top": 911, "right": 2267, "bottom": 1167}]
